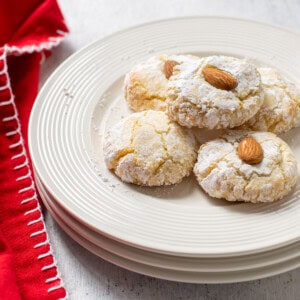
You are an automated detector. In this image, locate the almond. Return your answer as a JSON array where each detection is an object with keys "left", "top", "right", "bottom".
[
  {"left": 202, "top": 65, "right": 238, "bottom": 90},
  {"left": 164, "top": 60, "right": 179, "bottom": 79},
  {"left": 237, "top": 137, "right": 263, "bottom": 165}
]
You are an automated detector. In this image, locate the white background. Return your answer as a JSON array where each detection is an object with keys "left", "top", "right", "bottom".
[{"left": 42, "top": 0, "right": 300, "bottom": 299}]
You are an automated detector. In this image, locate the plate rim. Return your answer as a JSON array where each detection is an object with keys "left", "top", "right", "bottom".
[
  {"left": 36, "top": 172, "right": 300, "bottom": 273},
  {"left": 42, "top": 183, "right": 300, "bottom": 284}
]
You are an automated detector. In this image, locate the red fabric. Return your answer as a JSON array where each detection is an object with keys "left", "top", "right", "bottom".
[{"left": 0, "top": 1, "right": 69, "bottom": 299}]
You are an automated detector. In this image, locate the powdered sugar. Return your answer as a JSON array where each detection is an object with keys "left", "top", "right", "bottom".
[
  {"left": 103, "top": 110, "right": 198, "bottom": 186},
  {"left": 167, "top": 56, "right": 264, "bottom": 129},
  {"left": 124, "top": 54, "right": 198, "bottom": 112},
  {"left": 194, "top": 130, "right": 298, "bottom": 203},
  {"left": 241, "top": 67, "right": 300, "bottom": 133}
]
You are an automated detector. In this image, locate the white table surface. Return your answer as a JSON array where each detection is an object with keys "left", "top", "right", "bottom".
[{"left": 41, "top": 0, "right": 300, "bottom": 299}]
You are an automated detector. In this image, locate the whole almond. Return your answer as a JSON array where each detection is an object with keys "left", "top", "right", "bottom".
[
  {"left": 237, "top": 137, "right": 263, "bottom": 165},
  {"left": 202, "top": 65, "right": 238, "bottom": 90},
  {"left": 164, "top": 60, "right": 179, "bottom": 79}
]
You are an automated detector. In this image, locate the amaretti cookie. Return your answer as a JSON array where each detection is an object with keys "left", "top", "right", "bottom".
[
  {"left": 193, "top": 131, "right": 298, "bottom": 203},
  {"left": 103, "top": 110, "right": 198, "bottom": 186},
  {"left": 124, "top": 54, "right": 198, "bottom": 112},
  {"left": 166, "top": 56, "right": 264, "bottom": 129},
  {"left": 240, "top": 68, "right": 300, "bottom": 134}
]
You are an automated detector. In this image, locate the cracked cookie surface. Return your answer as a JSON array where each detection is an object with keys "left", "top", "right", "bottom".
[
  {"left": 193, "top": 131, "right": 298, "bottom": 203},
  {"left": 124, "top": 54, "right": 198, "bottom": 112},
  {"left": 166, "top": 56, "right": 264, "bottom": 129},
  {"left": 240, "top": 68, "right": 300, "bottom": 134},
  {"left": 103, "top": 110, "right": 198, "bottom": 186}
]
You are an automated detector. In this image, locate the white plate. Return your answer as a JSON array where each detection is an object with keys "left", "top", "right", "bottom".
[
  {"left": 37, "top": 174, "right": 300, "bottom": 283},
  {"left": 29, "top": 17, "right": 300, "bottom": 257},
  {"left": 36, "top": 172, "right": 300, "bottom": 274}
]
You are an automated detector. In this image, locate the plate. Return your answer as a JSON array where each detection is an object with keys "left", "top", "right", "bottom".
[
  {"left": 36, "top": 172, "right": 300, "bottom": 273},
  {"left": 37, "top": 174, "right": 300, "bottom": 283},
  {"left": 29, "top": 17, "right": 300, "bottom": 256}
]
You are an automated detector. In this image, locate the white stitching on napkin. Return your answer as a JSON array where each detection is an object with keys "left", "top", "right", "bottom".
[
  {"left": 48, "top": 284, "right": 64, "bottom": 293},
  {"left": 18, "top": 183, "right": 34, "bottom": 194},
  {"left": 1, "top": 42, "right": 67, "bottom": 297},
  {"left": 21, "top": 193, "right": 37, "bottom": 204},
  {"left": 24, "top": 206, "right": 40, "bottom": 216},
  {"left": 56, "top": 29, "right": 67, "bottom": 36},
  {"left": 2, "top": 114, "right": 17, "bottom": 122},
  {"left": 14, "top": 158, "right": 29, "bottom": 170},
  {"left": 38, "top": 251, "right": 52, "bottom": 260},
  {"left": 6, "top": 127, "right": 20, "bottom": 136},
  {"left": 11, "top": 148, "right": 25, "bottom": 160},
  {"left": 42, "top": 262, "right": 56, "bottom": 271},
  {"left": 16, "top": 171, "right": 31, "bottom": 182},
  {"left": 34, "top": 240, "right": 49, "bottom": 249},
  {"left": 30, "top": 228, "right": 46, "bottom": 237},
  {"left": 8, "top": 138, "right": 23, "bottom": 149},
  {"left": 45, "top": 275, "right": 59, "bottom": 283},
  {"left": 0, "top": 60, "right": 7, "bottom": 74},
  {"left": 0, "top": 98, "right": 13, "bottom": 106},
  {"left": 0, "top": 82, "right": 9, "bottom": 91},
  {"left": 27, "top": 215, "right": 42, "bottom": 225},
  {"left": 6, "top": 31, "right": 68, "bottom": 55}
]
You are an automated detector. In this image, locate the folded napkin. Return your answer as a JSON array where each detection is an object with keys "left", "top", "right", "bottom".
[{"left": 0, "top": 1, "right": 69, "bottom": 299}]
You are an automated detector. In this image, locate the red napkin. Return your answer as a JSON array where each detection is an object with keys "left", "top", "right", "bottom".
[{"left": 0, "top": 1, "right": 69, "bottom": 299}]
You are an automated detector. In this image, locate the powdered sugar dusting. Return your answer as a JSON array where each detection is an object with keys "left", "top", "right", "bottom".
[
  {"left": 194, "top": 130, "right": 298, "bottom": 203},
  {"left": 167, "top": 56, "right": 264, "bottom": 129},
  {"left": 241, "top": 67, "right": 300, "bottom": 133},
  {"left": 103, "top": 110, "right": 198, "bottom": 186},
  {"left": 124, "top": 54, "right": 198, "bottom": 112}
]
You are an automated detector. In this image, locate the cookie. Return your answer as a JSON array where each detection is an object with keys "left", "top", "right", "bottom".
[
  {"left": 166, "top": 56, "right": 264, "bottom": 129},
  {"left": 124, "top": 54, "right": 198, "bottom": 112},
  {"left": 240, "top": 68, "right": 300, "bottom": 134},
  {"left": 103, "top": 110, "right": 198, "bottom": 186},
  {"left": 193, "top": 131, "right": 298, "bottom": 203}
]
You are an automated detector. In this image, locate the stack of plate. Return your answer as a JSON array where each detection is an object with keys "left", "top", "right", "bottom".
[{"left": 29, "top": 17, "right": 300, "bottom": 283}]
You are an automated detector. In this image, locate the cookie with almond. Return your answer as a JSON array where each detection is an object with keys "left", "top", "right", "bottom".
[
  {"left": 166, "top": 56, "right": 264, "bottom": 129},
  {"left": 124, "top": 54, "right": 198, "bottom": 112},
  {"left": 193, "top": 131, "right": 298, "bottom": 203}
]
